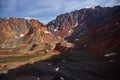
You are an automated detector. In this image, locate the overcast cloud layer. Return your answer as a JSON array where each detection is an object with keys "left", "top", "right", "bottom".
[{"left": 0, "top": 0, "right": 120, "bottom": 24}]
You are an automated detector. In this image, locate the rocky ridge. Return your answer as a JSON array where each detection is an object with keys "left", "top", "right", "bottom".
[
  {"left": 47, "top": 6, "right": 120, "bottom": 56},
  {"left": 0, "top": 17, "right": 56, "bottom": 54}
]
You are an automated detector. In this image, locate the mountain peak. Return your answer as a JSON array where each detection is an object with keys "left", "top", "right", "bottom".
[
  {"left": 47, "top": 5, "right": 120, "bottom": 55},
  {"left": 0, "top": 17, "right": 55, "bottom": 53}
]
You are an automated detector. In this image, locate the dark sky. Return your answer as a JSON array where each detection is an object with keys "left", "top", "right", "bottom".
[{"left": 0, "top": 0, "right": 120, "bottom": 24}]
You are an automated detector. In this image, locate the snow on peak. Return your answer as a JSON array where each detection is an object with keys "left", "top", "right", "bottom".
[{"left": 68, "top": 30, "right": 73, "bottom": 33}]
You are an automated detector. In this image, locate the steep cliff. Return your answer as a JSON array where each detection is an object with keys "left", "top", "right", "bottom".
[{"left": 0, "top": 18, "right": 55, "bottom": 54}]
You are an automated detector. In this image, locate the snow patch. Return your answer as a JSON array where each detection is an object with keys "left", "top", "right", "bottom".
[
  {"left": 20, "top": 34, "right": 24, "bottom": 38},
  {"left": 55, "top": 67, "right": 60, "bottom": 71},
  {"left": 104, "top": 52, "right": 117, "bottom": 57},
  {"left": 75, "top": 38, "right": 79, "bottom": 41},
  {"left": 60, "top": 77, "right": 64, "bottom": 80},
  {"left": 45, "top": 31, "right": 51, "bottom": 34},
  {"left": 54, "top": 29, "right": 57, "bottom": 32},
  {"left": 75, "top": 22, "right": 78, "bottom": 27},
  {"left": 54, "top": 27, "right": 58, "bottom": 32},
  {"left": 85, "top": 6, "right": 95, "bottom": 9}
]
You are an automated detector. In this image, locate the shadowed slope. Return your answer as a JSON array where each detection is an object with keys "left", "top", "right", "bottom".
[
  {"left": 1, "top": 47, "right": 120, "bottom": 80},
  {"left": 47, "top": 6, "right": 120, "bottom": 56}
]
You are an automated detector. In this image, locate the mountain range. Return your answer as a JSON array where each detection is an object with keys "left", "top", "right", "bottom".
[
  {"left": 0, "top": 18, "right": 55, "bottom": 54},
  {"left": 0, "top": 5, "right": 120, "bottom": 80}
]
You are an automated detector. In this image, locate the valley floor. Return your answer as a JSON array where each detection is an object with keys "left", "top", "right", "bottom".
[
  {"left": 0, "top": 50, "right": 55, "bottom": 73},
  {"left": 0, "top": 47, "right": 120, "bottom": 80}
]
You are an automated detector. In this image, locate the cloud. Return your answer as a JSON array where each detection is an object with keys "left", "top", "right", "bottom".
[
  {"left": 105, "top": 0, "right": 120, "bottom": 6},
  {"left": 23, "top": 17, "right": 37, "bottom": 20},
  {"left": 0, "top": 0, "right": 120, "bottom": 24}
]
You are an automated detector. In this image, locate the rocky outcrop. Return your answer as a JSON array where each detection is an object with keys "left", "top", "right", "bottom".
[
  {"left": 0, "top": 18, "right": 55, "bottom": 53},
  {"left": 47, "top": 6, "right": 120, "bottom": 56}
]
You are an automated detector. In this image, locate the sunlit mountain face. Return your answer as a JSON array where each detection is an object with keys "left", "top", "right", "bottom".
[
  {"left": 0, "top": 17, "right": 58, "bottom": 75},
  {"left": 0, "top": 18, "right": 55, "bottom": 53},
  {"left": 0, "top": 3, "right": 120, "bottom": 80}
]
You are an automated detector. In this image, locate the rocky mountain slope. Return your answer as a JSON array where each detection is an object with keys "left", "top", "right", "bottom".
[
  {"left": 0, "top": 18, "right": 55, "bottom": 54},
  {"left": 47, "top": 6, "right": 120, "bottom": 57},
  {"left": 0, "top": 5, "right": 120, "bottom": 80}
]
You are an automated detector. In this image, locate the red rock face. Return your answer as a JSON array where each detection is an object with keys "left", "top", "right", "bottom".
[
  {"left": 0, "top": 18, "right": 55, "bottom": 53},
  {"left": 47, "top": 6, "right": 120, "bottom": 55}
]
